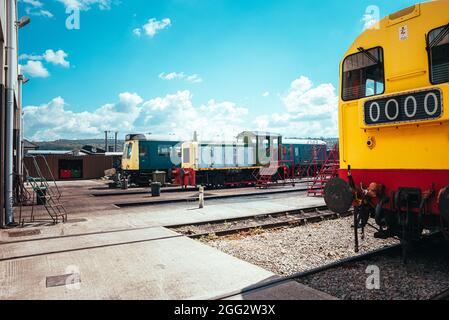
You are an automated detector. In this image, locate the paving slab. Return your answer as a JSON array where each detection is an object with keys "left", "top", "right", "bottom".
[{"left": 0, "top": 234, "right": 277, "bottom": 300}]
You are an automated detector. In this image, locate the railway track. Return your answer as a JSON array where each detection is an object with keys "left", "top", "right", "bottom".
[
  {"left": 430, "top": 288, "right": 449, "bottom": 300},
  {"left": 170, "top": 206, "right": 348, "bottom": 238}
]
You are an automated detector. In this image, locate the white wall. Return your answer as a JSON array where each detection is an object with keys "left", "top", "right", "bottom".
[
  {"left": 0, "top": 0, "right": 6, "bottom": 86},
  {"left": 0, "top": 0, "right": 6, "bottom": 42}
]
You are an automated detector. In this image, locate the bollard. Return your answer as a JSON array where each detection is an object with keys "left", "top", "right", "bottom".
[{"left": 199, "top": 186, "right": 205, "bottom": 209}]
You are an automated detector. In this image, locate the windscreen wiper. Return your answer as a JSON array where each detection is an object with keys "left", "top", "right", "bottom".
[
  {"left": 357, "top": 47, "right": 379, "bottom": 64},
  {"left": 428, "top": 23, "right": 449, "bottom": 50}
]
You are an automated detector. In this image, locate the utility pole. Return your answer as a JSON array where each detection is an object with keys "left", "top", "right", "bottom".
[{"left": 104, "top": 131, "right": 109, "bottom": 153}]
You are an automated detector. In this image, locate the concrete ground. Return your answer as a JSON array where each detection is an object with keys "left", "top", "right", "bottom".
[{"left": 0, "top": 180, "right": 331, "bottom": 300}]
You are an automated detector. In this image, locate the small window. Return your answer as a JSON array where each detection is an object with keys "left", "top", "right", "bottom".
[
  {"left": 158, "top": 145, "right": 171, "bottom": 157},
  {"left": 428, "top": 25, "right": 449, "bottom": 85},
  {"left": 182, "top": 148, "right": 190, "bottom": 163},
  {"left": 295, "top": 147, "right": 299, "bottom": 157},
  {"left": 125, "top": 143, "right": 133, "bottom": 159},
  {"left": 139, "top": 145, "right": 147, "bottom": 157},
  {"left": 342, "top": 47, "right": 385, "bottom": 101}
]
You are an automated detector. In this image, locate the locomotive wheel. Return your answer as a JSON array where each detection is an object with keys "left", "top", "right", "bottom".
[
  {"left": 439, "top": 187, "right": 449, "bottom": 240},
  {"left": 324, "top": 177, "right": 353, "bottom": 214},
  {"left": 439, "top": 187, "right": 449, "bottom": 224}
]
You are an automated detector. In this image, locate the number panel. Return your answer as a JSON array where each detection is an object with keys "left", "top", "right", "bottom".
[{"left": 363, "top": 89, "right": 443, "bottom": 126}]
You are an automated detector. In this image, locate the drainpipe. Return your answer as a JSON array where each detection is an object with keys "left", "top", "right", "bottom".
[
  {"left": 5, "top": 0, "right": 17, "bottom": 225},
  {"left": 17, "top": 75, "right": 23, "bottom": 177}
]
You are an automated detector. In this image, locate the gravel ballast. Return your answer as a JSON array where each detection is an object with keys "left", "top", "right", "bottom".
[
  {"left": 204, "top": 216, "right": 449, "bottom": 300},
  {"left": 300, "top": 246, "right": 449, "bottom": 300},
  {"left": 205, "top": 216, "right": 398, "bottom": 276}
]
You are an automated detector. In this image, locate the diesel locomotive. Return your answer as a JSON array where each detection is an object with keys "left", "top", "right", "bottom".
[
  {"left": 174, "top": 131, "right": 327, "bottom": 187},
  {"left": 121, "top": 134, "right": 181, "bottom": 186},
  {"left": 324, "top": 1, "right": 449, "bottom": 251}
]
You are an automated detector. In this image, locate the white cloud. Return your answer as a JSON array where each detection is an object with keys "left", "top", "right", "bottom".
[
  {"left": 19, "top": 60, "right": 50, "bottom": 78},
  {"left": 262, "top": 91, "right": 270, "bottom": 97},
  {"left": 43, "top": 49, "right": 70, "bottom": 68},
  {"left": 58, "top": 0, "right": 113, "bottom": 11},
  {"left": 141, "top": 18, "right": 171, "bottom": 38},
  {"left": 254, "top": 76, "right": 338, "bottom": 137},
  {"left": 19, "top": 53, "right": 43, "bottom": 61},
  {"left": 22, "top": 0, "right": 43, "bottom": 7},
  {"left": 24, "top": 91, "right": 248, "bottom": 142},
  {"left": 22, "top": 0, "right": 53, "bottom": 18},
  {"left": 133, "top": 28, "right": 142, "bottom": 37},
  {"left": 19, "top": 50, "right": 70, "bottom": 76},
  {"left": 159, "top": 72, "right": 185, "bottom": 81},
  {"left": 186, "top": 74, "right": 203, "bottom": 83},
  {"left": 23, "top": 76, "right": 338, "bottom": 141},
  {"left": 159, "top": 72, "right": 203, "bottom": 83}
]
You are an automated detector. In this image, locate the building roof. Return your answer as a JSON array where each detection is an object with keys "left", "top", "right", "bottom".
[
  {"left": 125, "top": 134, "right": 181, "bottom": 142},
  {"left": 26, "top": 150, "right": 73, "bottom": 155},
  {"left": 282, "top": 138, "right": 327, "bottom": 145},
  {"left": 237, "top": 131, "right": 282, "bottom": 138},
  {"left": 23, "top": 140, "right": 39, "bottom": 150}
]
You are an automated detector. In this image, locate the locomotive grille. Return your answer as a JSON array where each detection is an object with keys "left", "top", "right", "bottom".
[{"left": 364, "top": 89, "right": 443, "bottom": 126}]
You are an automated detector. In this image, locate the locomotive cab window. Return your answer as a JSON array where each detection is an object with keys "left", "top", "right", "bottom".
[
  {"left": 125, "top": 143, "right": 133, "bottom": 159},
  {"left": 342, "top": 47, "right": 385, "bottom": 101},
  {"left": 428, "top": 24, "right": 449, "bottom": 84}
]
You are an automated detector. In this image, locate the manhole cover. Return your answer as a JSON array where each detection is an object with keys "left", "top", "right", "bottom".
[
  {"left": 46, "top": 273, "right": 81, "bottom": 288},
  {"left": 8, "top": 229, "right": 41, "bottom": 238}
]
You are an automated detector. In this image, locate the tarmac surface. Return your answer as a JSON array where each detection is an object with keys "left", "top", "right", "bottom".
[{"left": 0, "top": 180, "right": 333, "bottom": 300}]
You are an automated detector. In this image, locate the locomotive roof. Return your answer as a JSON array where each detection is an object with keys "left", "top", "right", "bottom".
[
  {"left": 282, "top": 138, "right": 327, "bottom": 145},
  {"left": 237, "top": 131, "right": 281, "bottom": 138},
  {"left": 125, "top": 134, "right": 181, "bottom": 142}
]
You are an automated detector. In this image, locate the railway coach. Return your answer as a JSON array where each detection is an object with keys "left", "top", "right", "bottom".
[{"left": 325, "top": 1, "right": 449, "bottom": 252}]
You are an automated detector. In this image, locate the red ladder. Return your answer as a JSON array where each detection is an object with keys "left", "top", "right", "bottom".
[
  {"left": 255, "top": 162, "right": 280, "bottom": 188},
  {"left": 307, "top": 144, "right": 340, "bottom": 197}
]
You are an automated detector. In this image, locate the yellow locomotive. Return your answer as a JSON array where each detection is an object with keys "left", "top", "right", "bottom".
[{"left": 325, "top": 1, "right": 449, "bottom": 250}]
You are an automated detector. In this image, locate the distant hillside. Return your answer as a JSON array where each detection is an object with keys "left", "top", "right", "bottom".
[{"left": 32, "top": 139, "right": 125, "bottom": 151}]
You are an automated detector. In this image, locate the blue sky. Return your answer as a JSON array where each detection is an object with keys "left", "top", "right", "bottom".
[{"left": 19, "top": 0, "right": 418, "bottom": 141}]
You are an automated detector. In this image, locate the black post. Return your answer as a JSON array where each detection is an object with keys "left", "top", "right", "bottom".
[
  {"left": 105, "top": 131, "right": 108, "bottom": 152},
  {"left": 354, "top": 207, "right": 359, "bottom": 253},
  {"left": 114, "top": 132, "right": 118, "bottom": 152}
]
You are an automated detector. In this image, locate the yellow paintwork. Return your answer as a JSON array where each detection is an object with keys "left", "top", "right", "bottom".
[
  {"left": 121, "top": 140, "right": 140, "bottom": 171},
  {"left": 339, "top": 0, "right": 449, "bottom": 170},
  {"left": 181, "top": 141, "right": 198, "bottom": 169}
]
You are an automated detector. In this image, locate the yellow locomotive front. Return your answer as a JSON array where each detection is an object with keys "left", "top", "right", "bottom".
[{"left": 325, "top": 1, "right": 449, "bottom": 248}]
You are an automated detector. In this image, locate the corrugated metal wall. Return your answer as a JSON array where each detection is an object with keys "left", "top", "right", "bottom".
[{"left": 24, "top": 154, "right": 117, "bottom": 180}]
